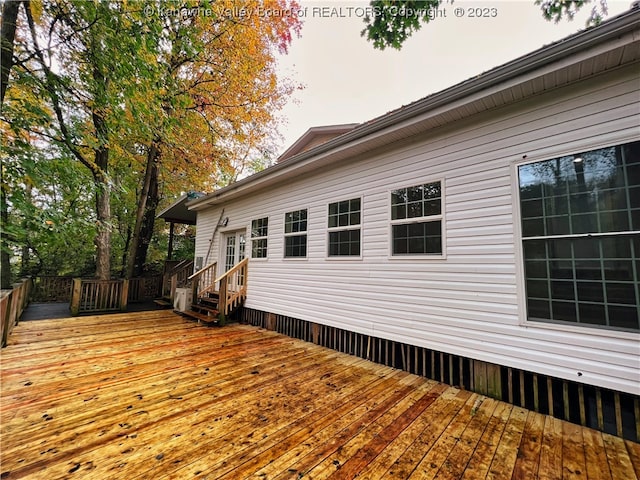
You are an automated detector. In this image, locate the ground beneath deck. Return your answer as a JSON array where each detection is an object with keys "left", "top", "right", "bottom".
[{"left": 1, "top": 311, "right": 638, "bottom": 479}]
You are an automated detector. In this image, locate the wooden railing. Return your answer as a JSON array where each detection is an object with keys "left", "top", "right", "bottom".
[
  {"left": 70, "top": 279, "right": 128, "bottom": 316},
  {"left": 216, "top": 258, "right": 249, "bottom": 320},
  {"left": 162, "top": 259, "right": 193, "bottom": 299},
  {"left": 169, "top": 260, "right": 194, "bottom": 301},
  {"left": 188, "top": 262, "right": 217, "bottom": 301},
  {"left": 187, "top": 258, "right": 248, "bottom": 323},
  {"left": 31, "top": 276, "right": 73, "bottom": 302},
  {"left": 1, "top": 278, "right": 32, "bottom": 347},
  {"left": 161, "top": 260, "right": 181, "bottom": 296},
  {"left": 128, "top": 276, "right": 162, "bottom": 303}
]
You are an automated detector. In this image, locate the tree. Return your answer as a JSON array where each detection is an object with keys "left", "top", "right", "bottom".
[
  {"left": 124, "top": 0, "right": 301, "bottom": 278},
  {"left": 5, "top": 1, "right": 167, "bottom": 279},
  {"left": 1, "top": 0, "right": 31, "bottom": 288},
  {"left": 1, "top": 81, "right": 98, "bottom": 280},
  {"left": 3, "top": 0, "right": 302, "bottom": 282},
  {"left": 1, "top": 0, "right": 22, "bottom": 105},
  {"left": 362, "top": 0, "right": 610, "bottom": 50},
  {"left": 536, "top": 0, "right": 608, "bottom": 24},
  {"left": 15, "top": 2, "right": 119, "bottom": 278}
]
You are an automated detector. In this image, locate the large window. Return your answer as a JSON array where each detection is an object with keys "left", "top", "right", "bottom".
[
  {"left": 518, "top": 141, "right": 640, "bottom": 331},
  {"left": 284, "top": 209, "right": 307, "bottom": 258},
  {"left": 251, "top": 217, "right": 268, "bottom": 258},
  {"left": 391, "top": 181, "right": 443, "bottom": 255},
  {"left": 328, "top": 198, "right": 361, "bottom": 256}
]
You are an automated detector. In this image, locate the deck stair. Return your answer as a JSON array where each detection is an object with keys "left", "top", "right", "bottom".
[
  {"left": 185, "top": 293, "right": 220, "bottom": 325},
  {"left": 156, "top": 259, "right": 194, "bottom": 307},
  {"left": 183, "top": 258, "right": 248, "bottom": 326}
]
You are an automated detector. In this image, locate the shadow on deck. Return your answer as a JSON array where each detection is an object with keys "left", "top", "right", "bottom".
[
  {"left": 20, "top": 301, "right": 166, "bottom": 321},
  {"left": 1, "top": 311, "right": 639, "bottom": 479}
]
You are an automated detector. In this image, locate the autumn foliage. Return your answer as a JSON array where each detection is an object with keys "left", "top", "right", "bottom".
[{"left": 1, "top": 0, "right": 302, "bottom": 281}]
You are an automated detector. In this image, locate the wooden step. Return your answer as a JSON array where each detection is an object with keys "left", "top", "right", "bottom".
[
  {"left": 191, "top": 303, "right": 219, "bottom": 315},
  {"left": 153, "top": 298, "right": 173, "bottom": 308},
  {"left": 180, "top": 309, "right": 219, "bottom": 325},
  {"left": 194, "top": 298, "right": 218, "bottom": 310}
]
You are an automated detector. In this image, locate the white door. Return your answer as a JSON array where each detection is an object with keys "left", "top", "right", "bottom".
[{"left": 223, "top": 231, "right": 246, "bottom": 289}]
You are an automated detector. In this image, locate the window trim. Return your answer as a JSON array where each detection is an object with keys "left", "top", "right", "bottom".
[
  {"left": 387, "top": 178, "right": 447, "bottom": 260},
  {"left": 326, "top": 196, "right": 363, "bottom": 260},
  {"left": 283, "top": 207, "right": 309, "bottom": 260},
  {"left": 512, "top": 145, "right": 639, "bottom": 339},
  {"left": 250, "top": 217, "right": 269, "bottom": 261}
]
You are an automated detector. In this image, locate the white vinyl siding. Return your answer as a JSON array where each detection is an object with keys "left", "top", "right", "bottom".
[{"left": 193, "top": 65, "right": 640, "bottom": 395}]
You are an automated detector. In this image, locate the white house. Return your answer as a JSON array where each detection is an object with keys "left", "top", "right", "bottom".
[{"left": 185, "top": 7, "right": 640, "bottom": 439}]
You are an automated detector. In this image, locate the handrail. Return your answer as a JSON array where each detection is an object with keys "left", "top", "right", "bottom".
[
  {"left": 168, "top": 260, "right": 194, "bottom": 300},
  {"left": 169, "top": 259, "right": 192, "bottom": 275},
  {"left": 187, "top": 258, "right": 248, "bottom": 325},
  {"left": 189, "top": 262, "right": 217, "bottom": 300},
  {"left": 188, "top": 261, "right": 217, "bottom": 281},
  {"left": 213, "top": 257, "right": 249, "bottom": 284},
  {"left": 1, "top": 278, "right": 32, "bottom": 347},
  {"left": 162, "top": 259, "right": 191, "bottom": 299},
  {"left": 217, "top": 258, "right": 249, "bottom": 323}
]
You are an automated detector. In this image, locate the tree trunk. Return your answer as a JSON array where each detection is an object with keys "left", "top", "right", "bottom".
[
  {"left": 0, "top": 185, "right": 11, "bottom": 289},
  {"left": 1, "top": 0, "right": 19, "bottom": 287},
  {"left": 19, "top": 183, "right": 32, "bottom": 275},
  {"left": 126, "top": 141, "right": 160, "bottom": 278},
  {"left": 0, "top": 0, "right": 20, "bottom": 105},
  {"left": 120, "top": 224, "right": 131, "bottom": 278},
  {"left": 93, "top": 151, "right": 111, "bottom": 280},
  {"left": 133, "top": 159, "right": 160, "bottom": 277},
  {"left": 91, "top": 57, "right": 112, "bottom": 280}
]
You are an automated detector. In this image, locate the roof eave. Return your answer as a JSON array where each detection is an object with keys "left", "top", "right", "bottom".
[{"left": 188, "top": 7, "right": 640, "bottom": 211}]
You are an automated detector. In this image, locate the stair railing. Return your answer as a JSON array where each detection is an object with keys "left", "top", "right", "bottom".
[
  {"left": 169, "top": 260, "right": 194, "bottom": 301},
  {"left": 162, "top": 259, "right": 191, "bottom": 298},
  {"left": 188, "top": 261, "right": 217, "bottom": 302},
  {"left": 214, "top": 257, "right": 249, "bottom": 319}
]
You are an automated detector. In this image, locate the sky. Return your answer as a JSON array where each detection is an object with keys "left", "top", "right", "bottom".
[{"left": 273, "top": 0, "right": 632, "bottom": 154}]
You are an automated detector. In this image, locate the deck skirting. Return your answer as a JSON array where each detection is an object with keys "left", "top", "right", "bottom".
[{"left": 238, "top": 307, "right": 640, "bottom": 442}]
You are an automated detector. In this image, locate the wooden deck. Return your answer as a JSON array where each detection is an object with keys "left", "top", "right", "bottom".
[{"left": 1, "top": 311, "right": 638, "bottom": 480}]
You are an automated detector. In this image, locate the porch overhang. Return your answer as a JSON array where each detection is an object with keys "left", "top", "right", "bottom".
[{"left": 157, "top": 192, "right": 204, "bottom": 225}]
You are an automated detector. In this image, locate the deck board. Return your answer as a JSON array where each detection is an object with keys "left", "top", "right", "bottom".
[{"left": 1, "top": 311, "right": 637, "bottom": 479}]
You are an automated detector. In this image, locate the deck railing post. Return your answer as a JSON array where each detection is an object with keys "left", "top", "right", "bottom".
[
  {"left": 120, "top": 279, "right": 129, "bottom": 311},
  {"left": 25, "top": 277, "right": 33, "bottom": 309},
  {"left": 162, "top": 272, "right": 170, "bottom": 298},
  {"left": 10, "top": 283, "right": 21, "bottom": 330},
  {"left": 1, "top": 291, "right": 12, "bottom": 347},
  {"left": 1, "top": 279, "right": 31, "bottom": 344},
  {"left": 170, "top": 273, "right": 178, "bottom": 301},
  {"left": 218, "top": 276, "right": 228, "bottom": 325},
  {"left": 70, "top": 278, "right": 82, "bottom": 316},
  {"left": 191, "top": 277, "right": 198, "bottom": 305},
  {"left": 19, "top": 278, "right": 29, "bottom": 319}
]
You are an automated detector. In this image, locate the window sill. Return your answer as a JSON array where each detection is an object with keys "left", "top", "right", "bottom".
[
  {"left": 388, "top": 254, "right": 447, "bottom": 260},
  {"left": 521, "top": 317, "right": 639, "bottom": 339}
]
